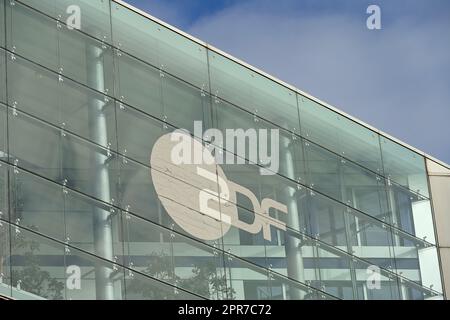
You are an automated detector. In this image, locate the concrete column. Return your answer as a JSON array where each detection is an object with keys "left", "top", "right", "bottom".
[
  {"left": 281, "top": 136, "right": 305, "bottom": 299},
  {"left": 86, "top": 44, "right": 114, "bottom": 300}
]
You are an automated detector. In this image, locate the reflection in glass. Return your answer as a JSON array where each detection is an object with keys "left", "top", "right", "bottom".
[
  {"left": 209, "top": 51, "right": 299, "bottom": 133},
  {"left": 6, "top": 0, "right": 58, "bottom": 71},
  {"left": 298, "top": 96, "right": 383, "bottom": 174},
  {"left": 122, "top": 213, "right": 230, "bottom": 299},
  {"left": 381, "top": 137, "right": 429, "bottom": 198},
  {"left": 59, "top": 25, "right": 115, "bottom": 95},
  {"left": 6, "top": 1, "right": 114, "bottom": 94},
  {"left": 125, "top": 268, "right": 202, "bottom": 300},
  {"left": 7, "top": 54, "right": 116, "bottom": 149},
  {"left": 65, "top": 247, "right": 124, "bottom": 300},
  {"left": 304, "top": 141, "right": 390, "bottom": 222},
  {"left": 114, "top": 51, "right": 163, "bottom": 119},
  {"left": 10, "top": 169, "right": 65, "bottom": 242},
  {"left": 17, "top": 0, "right": 112, "bottom": 42},
  {"left": 112, "top": 2, "right": 209, "bottom": 90},
  {"left": 116, "top": 101, "right": 169, "bottom": 165},
  {"left": 10, "top": 227, "right": 66, "bottom": 300},
  {"left": 8, "top": 110, "right": 119, "bottom": 204}
]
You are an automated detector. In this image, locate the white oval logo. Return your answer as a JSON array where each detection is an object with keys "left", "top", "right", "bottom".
[
  {"left": 150, "top": 131, "right": 236, "bottom": 240},
  {"left": 150, "top": 130, "right": 288, "bottom": 241}
]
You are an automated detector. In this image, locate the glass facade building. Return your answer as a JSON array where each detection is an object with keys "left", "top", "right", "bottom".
[{"left": 0, "top": 0, "right": 448, "bottom": 300}]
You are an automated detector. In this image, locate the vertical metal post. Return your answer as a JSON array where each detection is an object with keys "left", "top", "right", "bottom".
[
  {"left": 86, "top": 44, "right": 114, "bottom": 300},
  {"left": 281, "top": 136, "right": 305, "bottom": 299},
  {"left": 338, "top": 160, "right": 359, "bottom": 298},
  {"left": 386, "top": 182, "right": 407, "bottom": 299}
]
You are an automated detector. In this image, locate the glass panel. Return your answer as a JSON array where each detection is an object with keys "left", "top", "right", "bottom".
[
  {"left": 7, "top": 54, "right": 59, "bottom": 125},
  {"left": 304, "top": 140, "right": 342, "bottom": 202},
  {"left": 400, "top": 277, "right": 443, "bottom": 300},
  {"left": 270, "top": 272, "right": 321, "bottom": 300},
  {"left": 116, "top": 57, "right": 209, "bottom": 140},
  {"left": 116, "top": 100, "right": 170, "bottom": 165},
  {"left": 298, "top": 95, "right": 383, "bottom": 174},
  {"left": 304, "top": 141, "right": 390, "bottom": 222},
  {"left": 60, "top": 129, "right": 119, "bottom": 205},
  {"left": 209, "top": 51, "right": 299, "bottom": 133},
  {"left": 124, "top": 268, "right": 202, "bottom": 300},
  {"left": 65, "top": 247, "right": 125, "bottom": 300},
  {"left": 391, "top": 228, "right": 442, "bottom": 296},
  {"left": 388, "top": 182, "right": 436, "bottom": 244},
  {"left": 414, "top": 246, "right": 443, "bottom": 296},
  {"left": 220, "top": 203, "right": 268, "bottom": 262},
  {"left": 347, "top": 208, "right": 396, "bottom": 270},
  {"left": 313, "top": 245, "right": 355, "bottom": 300},
  {"left": 10, "top": 169, "right": 65, "bottom": 242},
  {"left": 224, "top": 252, "right": 270, "bottom": 300},
  {"left": 121, "top": 213, "right": 175, "bottom": 287},
  {"left": 118, "top": 157, "right": 167, "bottom": 228},
  {"left": 300, "top": 191, "right": 349, "bottom": 248},
  {"left": 0, "top": 220, "right": 11, "bottom": 297},
  {"left": 116, "top": 67, "right": 210, "bottom": 147},
  {"left": 9, "top": 109, "right": 62, "bottom": 181},
  {"left": 59, "top": 25, "right": 115, "bottom": 94},
  {"left": 353, "top": 258, "right": 400, "bottom": 300},
  {"left": 213, "top": 99, "right": 306, "bottom": 181},
  {"left": 11, "top": 227, "right": 66, "bottom": 300},
  {"left": 381, "top": 137, "right": 429, "bottom": 198},
  {"left": 114, "top": 51, "right": 163, "bottom": 119},
  {"left": 64, "top": 188, "right": 122, "bottom": 262},
  {"left": 8, "top": 110, "right": 118, "bottom": 204},
  {"left": 172, "top": 232, "right": 228, "bottom": 300},
  {"left": 343, "top": 160, "right": 390, "bottom": 222},
  {"left": 6, "top": 0, "right": 58, "bottom": 71},
  {"left": 18, "top": 0, "right": 112, "bottom": 43},
  {"left": 7, "top": 54, "right": 116, "bottom": 149},
  {"left": 122, "top": 213, "right": 228, "bottom": 299},
  {"left": 112, "top": 2, "right": 209, "bottom": 90},
  {"left": 7, "top": 1, "right": 113, "bottom": 94},
  {"left": 162, "top": 75, "right": 211, "bottom": 134}
]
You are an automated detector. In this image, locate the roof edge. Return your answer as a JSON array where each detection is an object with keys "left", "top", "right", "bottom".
[{"left": 112, "top": 0, "right": 450, "bottom": 171}]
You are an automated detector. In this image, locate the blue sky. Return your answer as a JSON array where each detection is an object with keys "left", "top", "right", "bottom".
[{"left": 125, "top": 0, "right": 450, "bottom": 164}]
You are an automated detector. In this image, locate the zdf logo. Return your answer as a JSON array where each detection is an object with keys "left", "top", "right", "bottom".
[{"left": 150, "top": 130, "right": 287, "bottom": 241}]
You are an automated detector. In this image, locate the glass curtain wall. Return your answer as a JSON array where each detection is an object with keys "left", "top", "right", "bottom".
[{"left": 0, "top": 0, "right": 443, "bottom": 300}]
